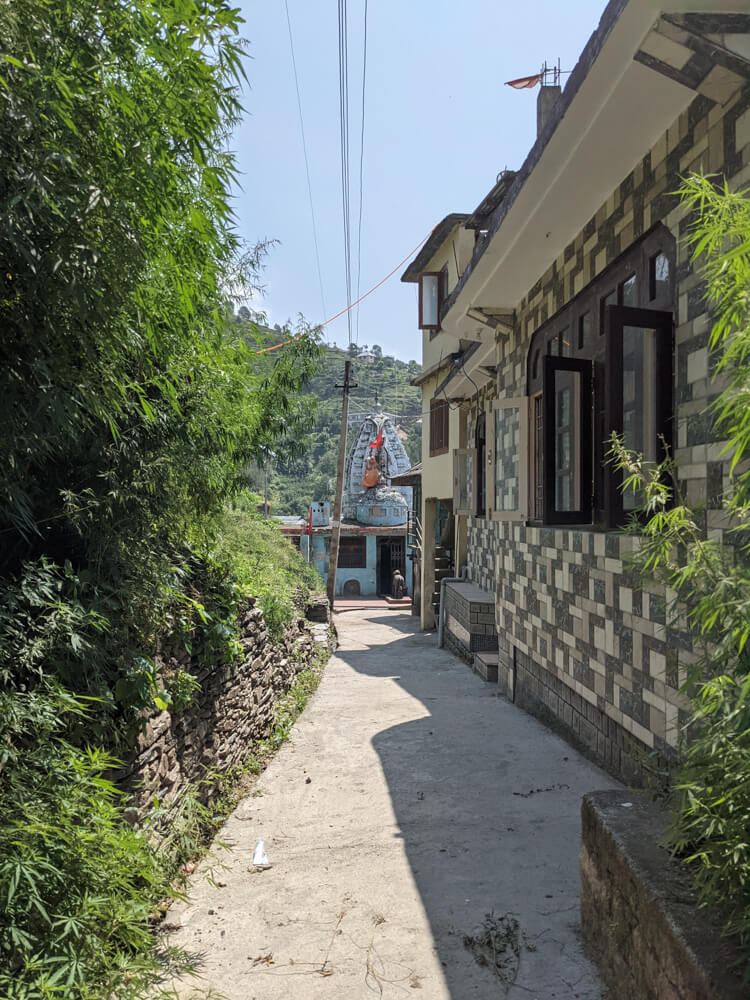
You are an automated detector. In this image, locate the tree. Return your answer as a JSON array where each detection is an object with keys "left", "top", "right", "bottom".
[
  {"left": 0, "top": 3, "right": 322, "bottom": 995},
  {"left": 610, "top": 175, "right": 750, "bottom": 960}
]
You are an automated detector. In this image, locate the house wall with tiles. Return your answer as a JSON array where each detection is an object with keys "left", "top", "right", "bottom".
[{"left": 478, "top": 84, "right": 750, "bottom": 781}]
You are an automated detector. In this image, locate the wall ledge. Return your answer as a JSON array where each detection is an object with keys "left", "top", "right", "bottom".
[{"left": 581, "top": 789, "right": 745, "bottom": 1000}]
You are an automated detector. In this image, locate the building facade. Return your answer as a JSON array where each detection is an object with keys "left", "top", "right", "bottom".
[
  {"left": 403, "top": 0, "right": 750, "bottom": 780},
  {"left": 278, "top": 407, "right": 414, "bottom": 599}
]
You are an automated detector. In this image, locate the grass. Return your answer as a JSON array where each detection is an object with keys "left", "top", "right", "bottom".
[{"left": 215, "top": 493, "right": 322, "bottom": 639}]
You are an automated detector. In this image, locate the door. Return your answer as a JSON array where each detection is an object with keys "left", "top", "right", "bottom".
[{"left": 378, "top": 537, "right": 405, "bottom": 595}]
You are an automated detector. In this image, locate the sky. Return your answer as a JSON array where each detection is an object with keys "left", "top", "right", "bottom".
[{"left": 232, "top": 1, "right": 607, "bottom": 362}]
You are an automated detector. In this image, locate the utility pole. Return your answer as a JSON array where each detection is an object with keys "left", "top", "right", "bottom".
[{"left": 326, "top": 359, "right": 356, "bottom": 608}]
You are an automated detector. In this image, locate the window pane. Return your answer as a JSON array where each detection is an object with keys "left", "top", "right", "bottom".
[
  {"left": 455, "top": 450, "right": 474, "bottom": 513},
  {"left": 600, "top": 289, "right": 616, "bottom": 334},
  {"left": 421, "top": 274, "right": 439, "bottom": 327},
  {"left": 534, "top": 396, "right": 544, "bottom": 519},
  {"left": 578, "top": 312, "right": 590, "bottom": 350},
  {"left": 495, "top": 406, "right": 520, "bottom": 512},
  {"left": 650, "top": 253, "right": 670, "bottom": 300},
  {"left": 621, "top": 274, "right": 637, "bottom": 307},
  {"left": 560, "top": 327, "right": 571, "bottom": 357},
  {"left": 553, "top": 370, "right": 581, "bottom": 512},
  {"left": 622, "top": 325, "right": 657, "bottom": 511}
]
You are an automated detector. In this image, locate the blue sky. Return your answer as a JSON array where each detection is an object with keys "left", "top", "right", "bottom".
[{"left": 233, "top": 1, "right": 606, "bottom": 361}]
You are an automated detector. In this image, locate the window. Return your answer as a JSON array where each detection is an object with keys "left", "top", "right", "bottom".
[
  {"left": 649, "top": 253, "right": 670, "bottom": 301},
  {"left": 429, "top": 397, "right": 450, "bottom": 455},
  {"left": 338, "top": 536, "right": 366, "bottom": 568},
  {"left": 475, "top": 411, "right": 486, "bottom": 517},
  {"left": 453, "top": 448, "right": 476, "bottom": 515},
  {"left": 491, "top": 397, "right": 528, "bottom": 520},
  {"left": 526, "top": 227, "right": 675, "bottom": 527},
  {"left": 419, "top": 272, "right": 443, "bottom": 330},
  {"left": 578, "top": 312, "right": 590, "bottom": 351}
]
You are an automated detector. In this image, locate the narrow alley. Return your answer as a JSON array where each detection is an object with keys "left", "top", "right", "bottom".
[{"left": 167, "top": 609, "right": 619, "bottom": 999}]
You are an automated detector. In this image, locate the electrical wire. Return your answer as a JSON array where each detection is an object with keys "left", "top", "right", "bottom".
[
  {"left": 354, "top": 0, "right": 368, "bottom": 344},
  {"left": 252, "top": 225, "right": 434, "bottom": 353},
  {"left": 338, "top": 0, "right": 353, "bottom": 346},
  {"left": 284, "top": 0, "right": 327, "bottom": 322}
]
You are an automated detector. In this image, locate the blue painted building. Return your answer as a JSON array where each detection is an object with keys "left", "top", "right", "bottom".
[{"left": 277, "top": 408, "right": 413, "bottom": 598}]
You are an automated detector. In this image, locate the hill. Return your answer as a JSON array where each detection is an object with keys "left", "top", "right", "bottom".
[{"left": 269, "top": 344, "right": 423, "bottom": 517}]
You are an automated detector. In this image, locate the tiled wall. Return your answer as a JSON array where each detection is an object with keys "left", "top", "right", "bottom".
[{"left": 481, "top": 84, "right": 750, "bottom": 780}]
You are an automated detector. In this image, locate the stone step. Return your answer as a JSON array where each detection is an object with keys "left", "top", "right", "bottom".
[
  {"left": 473, "top": 651, "right": 499, "bottom": 683},
  {"left": 383, "top": 595, "right": 412, "bottom": 608}
]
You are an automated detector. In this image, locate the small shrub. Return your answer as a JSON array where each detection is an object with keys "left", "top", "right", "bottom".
[{"left": 0, "top": 688, "right": 171, "bottom": 999}]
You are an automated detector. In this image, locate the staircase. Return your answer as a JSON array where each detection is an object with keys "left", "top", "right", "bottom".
[{"left": 431, "top": 544, "right": 454, "bottom": 618}]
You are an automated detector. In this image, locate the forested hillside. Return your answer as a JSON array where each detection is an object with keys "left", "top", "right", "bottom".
[{"left": 269, "top": 344, "right": 423, "bottom": 516}]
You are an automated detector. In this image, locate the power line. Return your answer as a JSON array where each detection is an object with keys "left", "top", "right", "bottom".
[
  {"left": 354, "top": 0, "right": 368, "bottom": 344},
  {"left": 284, "top": 0, "right": 327, "bottom": 322},
  {"left": 252, "top": 225, "right": 434, "bottom": 354},
  {"left": 338, "top": 0, "right": 353, "bottom": 346}
]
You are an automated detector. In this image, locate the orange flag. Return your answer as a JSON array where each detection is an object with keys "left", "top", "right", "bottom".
[{"left": 505, "top": 73, "right": 543, "bottom": 89}]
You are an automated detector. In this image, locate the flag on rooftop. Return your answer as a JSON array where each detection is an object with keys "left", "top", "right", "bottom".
[{"left": 505, "top": 73, "right": 543, "bottom": 89}]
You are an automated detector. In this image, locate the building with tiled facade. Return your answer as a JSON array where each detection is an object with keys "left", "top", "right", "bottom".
[{"left": 402, "top": 0, "right": 750, "bottom": 782}]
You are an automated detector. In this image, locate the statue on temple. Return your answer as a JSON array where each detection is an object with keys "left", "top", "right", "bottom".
[{"left": 362, "top": 454, "right": 380, "bottom": 489}]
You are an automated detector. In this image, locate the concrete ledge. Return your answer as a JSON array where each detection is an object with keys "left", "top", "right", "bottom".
[
  {"left": 473, "top": 651, "right": 498, "bottom": 683},
  {"left": 580, "top": 790, "right": 745, "bottom": 1000}
]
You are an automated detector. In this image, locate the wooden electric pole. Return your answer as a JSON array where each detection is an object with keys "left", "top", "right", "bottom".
[{"left": 326, "top": 359, "right": 355, "bottom": 608}]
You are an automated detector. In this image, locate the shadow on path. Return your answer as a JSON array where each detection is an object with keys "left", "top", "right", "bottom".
[{"left": 334, "top": 610, "right": 617, "bottom": 999}]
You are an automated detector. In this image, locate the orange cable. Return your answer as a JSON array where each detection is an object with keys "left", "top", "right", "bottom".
[{"left": 252, "top": 225, "right": 436, "bottom": 354}]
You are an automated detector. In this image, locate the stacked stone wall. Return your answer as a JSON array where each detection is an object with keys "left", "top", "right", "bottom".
[{"left": 122, "top": 597, "right": 332, "bottom": 817}]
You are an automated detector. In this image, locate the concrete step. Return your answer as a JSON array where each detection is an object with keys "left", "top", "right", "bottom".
[
  {"left": 473, "top": 651, "right": 499, "bottom": 684},
  {"left": 383, "top": 595, "right": 412, "bottom": 608}
]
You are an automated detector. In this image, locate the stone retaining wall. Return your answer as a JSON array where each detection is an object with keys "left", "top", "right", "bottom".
[
  {"left": 580, "top": 790, "right": 744, "bottom": 1000},
  {"left": 122, "top": 596, "right": 332, "bottom": 817}
]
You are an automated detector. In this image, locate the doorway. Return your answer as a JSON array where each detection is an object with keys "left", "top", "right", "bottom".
[{"left": 377, "top": 536, "right": 405, "bottom": 595}]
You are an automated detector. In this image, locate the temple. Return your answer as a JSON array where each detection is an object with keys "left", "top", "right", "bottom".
[{"left": 277, "top": 406, "right": 414, "bottom": 600}]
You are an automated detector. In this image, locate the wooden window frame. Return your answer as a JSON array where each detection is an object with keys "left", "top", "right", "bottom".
[
  {"left": 418, "top": 271, "right": 443, "bottom": 331},
  {"left": 337, "top": 535, "right": 367, "bottom": 569},
  {"left": 604, "top": 305, "right": 674, "bottom": 528},
  {"left": 490, "top": 396, "right": 529, "bottom": 522},
  {"left": 429, "top": 396, "right": 450, "bottom": 456},
  {"left": 525, "top": 225, "right": 676, "bottom": 528},
  {"left": 542, "top": 356, "right": 593, "bottom": 525},
  {"left": 453, "top": 447, "right": 476, "bottom": 516}
]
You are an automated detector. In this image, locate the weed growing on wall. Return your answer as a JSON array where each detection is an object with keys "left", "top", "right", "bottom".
[{"left": 610, "top": 174, "right": 750, "bottom": 962}]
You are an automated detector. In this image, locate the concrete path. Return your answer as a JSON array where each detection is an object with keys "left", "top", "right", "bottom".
[{"left": 166, "top": 609, "right": 620, "bottom": 999}]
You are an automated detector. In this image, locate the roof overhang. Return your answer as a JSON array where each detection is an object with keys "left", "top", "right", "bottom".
[
  {"left": 401, "top": 213, "right": 470, "bottom": 283},
  {"left": 410, "top": 352, "right": 459, "bottom": 387},
  {"left": 445, "top": 0, "right": 750, "bottom": 337},
  {"left": 433, "top": 338, "right": 498, "bottom": 401}
]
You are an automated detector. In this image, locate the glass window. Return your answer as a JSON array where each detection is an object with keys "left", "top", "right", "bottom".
[
  {"left": 650, "top": 253, "right": 670, "bottom": 301},
  {"left": 419, "top": 273, "right": 440, "bottom": 329},
  {"left": 621, "top": 325, "right": 657, "bottom": 511},
  {"left": 494, "top": 403, "right": 526, "bottom": 516},
  {"left": 429, "top": 397, "right": 449, "bottom": 455},
  {"left": 620, "top": 274, "right": 637, "bottom": 307},
  {"left": 578, "top": 312, "right": 591, "bottom": 351},
  {"left": 534, "top": 395, "right": 544, "bottom": 519},
  {"left": 560, "top": 327, "right": 571, "bottom": 357},
  {"left": 453, "top": 448, "right": 475, "bottom": 516},
  {"left": 600, "top": 289, "right": 616, "bottom": 335}
]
